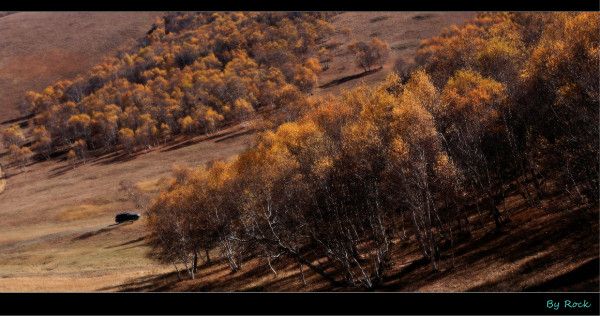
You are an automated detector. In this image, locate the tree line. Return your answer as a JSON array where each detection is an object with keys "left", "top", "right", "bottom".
[{"left": 146, "top": 12, "right": 598, "bottom": 288}]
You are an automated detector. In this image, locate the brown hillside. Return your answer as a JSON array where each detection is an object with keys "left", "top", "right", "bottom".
[
  {"left": 0, "top": 122, "right": 255, "bottom": 291},
  {"left": 317, "top": 12, "right": 475, "bottom": 94},
  {"left": 1, "top": 12, "right": 595, "bottom": 293},
  {"left": 0, "top": 12, "right": 159, "bottom": 123},
  {"left": 0, "top": 12, "right": 478, "bottom": 291}
]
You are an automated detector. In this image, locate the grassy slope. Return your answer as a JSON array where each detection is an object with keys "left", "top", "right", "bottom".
[
  {"left": 317, "top": 12, "right": 475, "bottom": 95},
  {"left": 0, "top": 12, "right": 597, "bottom": 292},
  {"left": 0, "top": 12, "right": 159, "bottom": 123},
  {"left": 0, "top": 124, "right": 255, "bottom": 291}
]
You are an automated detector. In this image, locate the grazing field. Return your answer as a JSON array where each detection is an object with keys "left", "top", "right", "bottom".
[{"left": 0, "top": 12, "right": 597, "bottom": 292}]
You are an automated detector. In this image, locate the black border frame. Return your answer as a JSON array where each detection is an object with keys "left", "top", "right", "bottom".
[
  {"left": 0, "top": 292, "right": 598, "bottom": 315},
  {"left": 1, "top": 0, "right": 599, "bottom": 11}
]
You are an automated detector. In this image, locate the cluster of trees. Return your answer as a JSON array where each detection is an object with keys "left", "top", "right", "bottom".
[
  {"left": 348, "top": 38, "right": 390, "bottom": 72},
  {"left": 18, "top": 12, "right": 333, "bottom": 160},
  {"left": 0, "top": 124, "right": 32, "bottom": 169},
  {"left": 416, "top": 12, "right": 598, "bottom": 205},
  {"left": 147, "top": 12, "right": 598, "bottom": 288}
]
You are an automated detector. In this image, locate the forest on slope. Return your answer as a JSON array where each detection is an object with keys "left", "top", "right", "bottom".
[
  {"left": 2, "top": 13, "right": 332, "bottom": 163},
  {"left": 146, "top": 12, "right": 598, "bottom": 288},
  {"left": 0, "top": 12, "right": 597, "bottom": 291}
]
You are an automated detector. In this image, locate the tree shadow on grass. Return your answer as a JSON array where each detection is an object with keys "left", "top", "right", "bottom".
[
  {"left": 47, "top": 161, "right": 84, "bottom": 178},
  {"left": 214, "top": 129, "right": 255, "bottom": 143},
  {"left": 104, "top": 236, "right": 147, "bottom": 249},
  {"left": 98, "top": 271, "right": 181, "bottom": 292},
  {"left": 0, "top": 113, "right": 34, "bottom": 126},
  {"left": 110, "top": 250, "right": 340, "bottom": 292},
  {"left": 319, "top": 67, "right": 382, "bottom": 89},
  {"left": 72, "top": 222, "right": 133, "bottom": 241},
  {"left": 161, "top": 126, "right": 249, "bottom": 152},
  {"left": 160, "top": 132, "right": 229, "bottom": 152},
  {"left": 96, "top": 150, "right": 146, "bottom": 165},
  {"left": 524, "top": 258, "right": 599, "bottom": 292}
]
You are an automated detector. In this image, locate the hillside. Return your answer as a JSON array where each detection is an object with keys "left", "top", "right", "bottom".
[
  {"left": 140, "top": 12, "right": 598, "bottom": 291},
  {"left": 318, "top": 12, "right": 474, "bottom": 94},
  {"left": 0, "top": 12, "right": 597, "bottom": 292},
  {"left": 0, "top": 123, "right": 255, "bottom": 291},
  {"left": 115, "top": 191, "right": 600, "bottom": 292},
  {"left": 0, "top": 12, "right": 478, "bottom": 291},
  {"left": 0, "top": 12, "right": 159, "bottom": 123}
]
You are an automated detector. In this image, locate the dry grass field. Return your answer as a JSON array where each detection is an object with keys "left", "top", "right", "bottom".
[
  {"left": 0, "top": 165, "right": 5, "bottom": 194},
  {"left": 0, "top": 122, "right": 256, "bottom": 291},
  {"left": 0, "top": 12, "right": 597, "bottom": 292},
  {"left": 0, "top": 12, "right": 159, "bottom": 123}
]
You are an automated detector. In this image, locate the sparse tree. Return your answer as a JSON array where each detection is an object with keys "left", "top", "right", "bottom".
[
  {"left": 348, "top": 38, "right": 390, "bottom": 72},
  {"left": 1, "top": 125, "right": 26, "bottom": 147},
  {"left": 9, "top": 145, "right": 32, "bottom": 170},
  {"left": 119, "top": 128, "right": 136, "bottom": 154}
]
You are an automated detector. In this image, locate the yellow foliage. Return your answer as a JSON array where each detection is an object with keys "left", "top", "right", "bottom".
[{"left": 25, "top": 12, "right": 333, "bottom": 157}]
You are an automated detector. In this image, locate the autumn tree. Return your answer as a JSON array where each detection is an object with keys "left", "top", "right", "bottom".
[
  {"left": 31, "top": 126, "right": 53, "bottom": 160},
  {"left": 119, "top": 128, "right": 136, "bottom": 154},
  {"left": 9, "top": 145, "right": 32, "bottom": 169},
  {"left": 67, "top": 113, "right": 92, "bottom": 141},
  {"left": 148, "top": 73, "right": 467, "bottom": 287},
  {"left": 141, "top": 12, "right": 599, "bottom": 290},
  {"left": 66, "top": 149, "right": 77, "bottom": 165},
  {"left": 518, "top": 12, "right": 599, "bottom": 203},
  {"left": 22, "top": 12, "right": 333, "bottom": 159},
  {"left": 437, "top": 69, "right": 510, "bottom": 228},
  {"left": 1, "top": 125, "right": 26, "bottom": 148},
  {"left": 348, "top": 38, "right": 390, "bottom": 72},
  {"left": 73, "top": 139, "right": 88, "bottom": 162}
]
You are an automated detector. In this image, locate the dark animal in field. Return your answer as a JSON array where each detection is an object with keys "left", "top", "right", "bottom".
[{"left": 115, "top": 212, "right": 140, "bottom": 223}]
